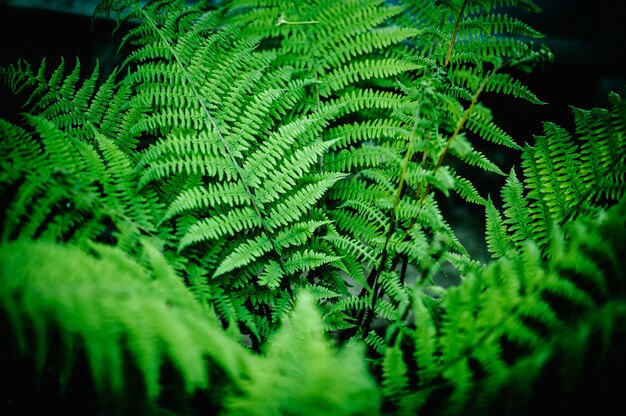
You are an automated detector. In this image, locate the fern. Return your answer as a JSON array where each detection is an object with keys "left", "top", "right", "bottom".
[
  {"left": 0, "top": 240, "right": 251, "bottom": 405},
  {"left": 225, "top": 291, "right": 379, "bottom": 415},
  {"left": 492, "top": 93, "right": 626, "bottom": 248},
  {"left": 384, "top": 95, "right": 626, "bottom": 415},
  {"left": 95, "top": 0, "right": 351, "bottom": 338},
  {"left": 0, "top": 60, "right": 158, "bottom": 253},
  {"left": 386, "top": 194, "right": 626, "bottom": 415},
  {"left": 1, "top": 0, "right": 624, "bottom": 414}
]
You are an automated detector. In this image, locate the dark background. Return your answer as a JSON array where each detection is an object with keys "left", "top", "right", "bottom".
[{"left": 1, "top": 0, "right": 624, "bottom": 264}]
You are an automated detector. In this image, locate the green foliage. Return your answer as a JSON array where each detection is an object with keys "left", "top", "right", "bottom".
[
  {"left": 1, "top": 0, "right": 624, "bottom": 414},
  {"left": 226, "top": 292, "right": 380, "bottom": 415},
  {"left": 392, "top": 195, "right": 626, "bottom": 415},
  {"left": 0, "top": 239, "right": 251, "bottom": 408},
  {"left": 490, "top": 93, "right": 626, "bottom": 248}
]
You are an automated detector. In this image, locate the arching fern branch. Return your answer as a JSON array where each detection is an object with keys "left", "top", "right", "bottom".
[
  {"left": 486, "top": 92, "right": 626, "bottom": 253},
  {"left": 97, "top": 0, "right": 348, "bottom": 341},
  {"left": 388, "top": 193, "right": 626, "bottom": 416},
  {"left": 0, "top": 239, "right": 251, "bottom": 404},
  {"left": 0, "top": 59, "right": 159, "bottom": 254},
  {"left": 357, "top": 40, "right": 550, "bottom": 336},
  {"left": 382, "top": 91, "right": 626, "bottom": 414}
]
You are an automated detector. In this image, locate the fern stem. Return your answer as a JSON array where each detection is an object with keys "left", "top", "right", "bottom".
[
  {"left": 276, "top": 14, "right": 319, "bottom": 26},
  {"left": 413, "top": 132, "right": 430, "bottom": 201},
  {"left": 443, "top": 0, "right": 469, "bottom": 67},
  {"left": 358, "top": 108, "right": 421, "bottom": 334},
  {"left": 304, "top": 31, "right": 324, "bottom": 173},
  {"left": 407, "top": 67, "right": 497, "bottom": 237},
  {"left": 399, "top": 254, "right": 409, "bottom": 285},
  {"left": 357, "top": 61, "right": 492, "bottom": 330},
  {"left": 410, "top": 62, "right": 494, "bottom": 230},
  {"left": 436, "top": 68, "right": 494, "bottom": 178}
]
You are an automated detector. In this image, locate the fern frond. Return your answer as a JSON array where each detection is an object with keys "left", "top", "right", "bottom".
[
  {"left": 179, "top": 207, "right": 260, "bottom": 250},
  {"left": 500, "top": 169, "right": 534, "bottom": 246},
  {"left": 1, "top": 58, "right": 139, "bottom": 149},
  {"left": 466, "top": 109, "right": 521, "bottom": 150},
  {"left": 485, "top": 197, "right": 513, "bottom": 258},
  {"left": 382, "top": 342, "right": 409, "bottom": 400},
  {"left": 321, "top": 59, "right": 419, "bottom": 96},
  {"left": 0, "top": 119, "right": 43, "bottom": 184},
  {"left": 0, "top": 240, "right": 251, "bottom": 400},
  {"left": 253, "top": 139, "right": 339, "bottom": 204},
  {"left": 327, "top": 88, "right": 404, "bottom": 115},
  {"left": 225, "top": 291, "right": 379, "bottom": 415},
  {"left": 453, "top": 173, "right": 487, "bottom": 205},
  {"left": 412, "top": 291, "right": 441, "bottom": 385},
  {"left": 0, "top": 116, "right": 101, "bottom": 243},
  {"left": 266, "top": 172, "right": 345, "bottom": 231},
  {"left": 94, "top": 131, "right": 157, "bottom": 233},
  {"left": 396, "top": 190, "right": 626, "bottom": 414},
  {"left": 450, "top": 134, "right": 505, "bottom": 175},
  {"left": 497, "top": 95, "right": 626, "bottom": 248},
  {"left": 324, "top": 145, "right": 402, "bottom": 173},
  {"left": 326, "top": 118, "right": 405, "bottom": 149},
  {"left": 485, "top": 72, "right": 544, "bottom": 104},
  {"left": 162, "top": 182, "right": 250, "bottom": 222},
  {"left": 284, "top": 249, "right": 342, "bottom": 275},
  {"left": 461, "top": 13, "right": 543, "bottom": 39}
]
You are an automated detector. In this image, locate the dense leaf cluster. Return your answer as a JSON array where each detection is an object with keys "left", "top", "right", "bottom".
[{"left": 1, "top": 0, "right": 624, "bottom": 414}]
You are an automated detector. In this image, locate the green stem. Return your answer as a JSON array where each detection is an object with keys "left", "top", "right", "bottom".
[
  {"left": 357, "top": 108, "right": 421, "bottom": 333},
  {"left": 408, "top": 67, "right": 497, "bottom": 235},
  {"left": 444, "top": 0, "right": 469, "bottom": 67}
]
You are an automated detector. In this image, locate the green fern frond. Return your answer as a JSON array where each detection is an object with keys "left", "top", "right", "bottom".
[
  {"left": 574, "top": 92, "right": 626, "bottom": 201},
  {"left": 500, "top": 169, "right": 534, "bottom": 245},
  {"left": 283, "top": 249, "right": 342, "bottom": 275},
  {"left": 0, "top": 119, "right": 44, "bottom": 184},
  {"left": 1, "top": 58, "right": 139, "bottom": 150},
  {"left": 225, "top": 291, "right": 380, "bottom": 415},
  {"left": 327, "top": 88, "right": 404, "bottom": 115},
  {"left": 326, "top": 118, "right": 405, "bottom": 149},
  {"left": 179, "top": 207, "right": 260, "bottom": 250},
  {"left": 321, "top": 59, "right": 420, "bottom": 96},
  {"left": 412, "top": 292, "right": 441, "bottom": 384},
  {"left": 94, "top": 131, "right": 157, "bottom": 232},
  {"left": 450, "top": 134, "right": 505, "bottom": 175},
  {"left": 324, "top": 145, "right": 402, "bottom": 173},
  {"left": 252, "top": 139, "right": 339, "bottom": 204},
  {"left": 0, "top": 240, "right": 251, "bottom": 400},
  {"left": 162, "top": 182, "right": 250, "bottom": 222},
  {"left": 266, "top": 172, "right": 345, "bottom": 231},
  {"left": 466, "top": 109, "right": 521, "bottom": 150},
  {"left": 485, "top": 197, "right": 513, "bottom": 258},
  {"left": 5, "top": 1, "right": 622, "bottom": 414},
  {"left": 336, "top": 200, "right": 388, "bottom": 237},
  {"left": 382, "top": 342, "right": 409, "bottom": 401},
  {"left": 27, "top": 114, "right": 86, "bottom": 174},
  {"left": 497, "top": 94, "right": 626, "bottom": 248},
  {"left": 257, "top": 259, "right": 284, "bottom": 289},
  {"left": 396, "top": 191, "right": 626, "bottom": 415},
  {"left": 461, "top": 13, "right": 544, "bottom": 38},
  {"left": 452, "top": 173, "right": 487, "bottom": 205},
  {"left": 1, "top": 116, "right": 98, "bottom": 242},
  {"left": 324, "top": 230, "right": 379, "bottom": 268},
  {"left": 379, "top": 271, "right": 411, "bottom": 305},
  {"left": 485, "top": 72, "right": 544, "bottom": 104}
]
